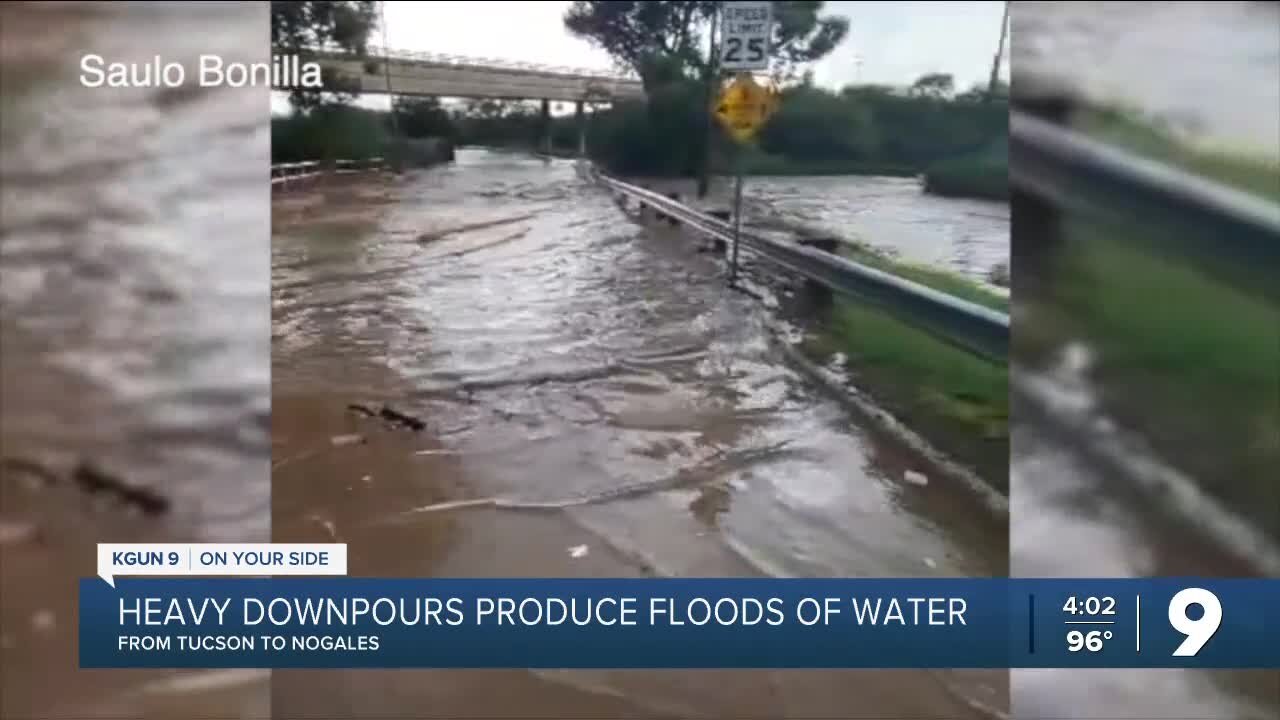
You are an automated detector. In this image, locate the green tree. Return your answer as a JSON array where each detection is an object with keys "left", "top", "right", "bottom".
[
  {"left": 391, "top": 96, "right": 457, "bottom": 140},
  {"left": 909, "top": 72, "right": 955, "bottom": 100},
  {"left": 271, "top": 1, "right": 378, "bottom": 110},
  {"left": 564, "top": 1, "right": 848, "bottom": 194},
  {"left": 563, "top": 1, "right": 848, "bottom": 88}
]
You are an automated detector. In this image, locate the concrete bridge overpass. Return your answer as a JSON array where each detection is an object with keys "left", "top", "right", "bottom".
[{"left": 293, "top": 46, "right": 647, "bottom": 155}]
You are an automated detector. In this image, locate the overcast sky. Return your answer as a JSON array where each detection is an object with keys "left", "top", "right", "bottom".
[{"left": 274, "top": 1, "right": 1009, "bottom": 113}]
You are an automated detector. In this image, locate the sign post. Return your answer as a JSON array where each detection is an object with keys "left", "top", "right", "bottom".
[
  {"left": 714, "top": 2, "right": 777, "bottom": 287},
  {"left": 714, "top": 71, "right": 780, "bottom": 287},
  {"left": 731, "top": 151, "right": 745, "bottom": 285}
]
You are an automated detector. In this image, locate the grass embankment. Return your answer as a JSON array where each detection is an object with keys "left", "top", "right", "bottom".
[
  {"left": 1018, "top": 105, "right": 1279, "bottom": 541},
  {"left": 715, "top": 144, "right": 1011, "bottom": 204},
  {"left": 794, "top": 229, "right": 1010, "bottom": 491},
  {"left": 724, "top": 149, "right": 916, "bottom": 179},
  {"left": 922, "top": 140, "right": 1009, "bottom": 201}
]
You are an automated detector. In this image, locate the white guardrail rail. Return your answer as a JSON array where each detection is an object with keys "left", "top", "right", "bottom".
[
  {"left": 584, "top": 165, "right": 1010, "bottom": 362},
  {"left": 271, "top": 158, "right": 386, "bottom": 186}
]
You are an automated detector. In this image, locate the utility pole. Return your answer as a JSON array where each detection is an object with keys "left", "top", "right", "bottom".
[
  {"left": 696, "top": 3, "right": 721, "bottom": 199},
  {"left": 379, "top": 0, "right": 402, "bottom": 171},
  {"left": 986, "top": 0, "right": 1010, "bottom": 101}
]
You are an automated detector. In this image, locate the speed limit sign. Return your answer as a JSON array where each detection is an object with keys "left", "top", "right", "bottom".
[{"left": 720, "top": 1, "right": 773, "bottom": 71}]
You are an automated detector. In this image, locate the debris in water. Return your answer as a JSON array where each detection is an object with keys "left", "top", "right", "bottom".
[
  {"left": 347, "top": 403, "right": 378, "bottom": 418},
  {"left": 1, "top": 456, "right": 59, "bottom": 489},
  {"left": 922, "top": 557, "right": 938, "bottom": 570},
  {"left": 379, "top": 405, "right": 427, "bottom": 431},
  {"left": 330, "top": 434, "right": 365, "bottom": 447},
  {"left": 903, "top": 470, "right": 929, "bottom": 487},
  {"left": 31, "top": 609, "right": 55, "bottom": 632},
  {"left": 72, "top": 462, "right": 170, "bottom": 516},
  {"left": 349, "top": 402, "right": 428, "bottom": 431},
  {"left": 0, "top": 519, "right": 38, "bottom": 546},
  {"left": 309, "top": 514, "right": 338, "bottom": 541},
  {"left": 361, "top": 475, "right": 373, "bottom": 485},
  {"left": 568, "top": 544, "right": 589, "bottom": 559}
]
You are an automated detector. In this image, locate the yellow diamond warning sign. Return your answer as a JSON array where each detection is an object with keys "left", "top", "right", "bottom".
[{"left": 714, "top": 73, "right": 780, "bottom": 143}]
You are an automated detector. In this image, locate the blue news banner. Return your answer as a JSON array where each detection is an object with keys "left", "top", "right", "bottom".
[{"left": 80, "top": 578, "right": 1278, "bottom": 669}]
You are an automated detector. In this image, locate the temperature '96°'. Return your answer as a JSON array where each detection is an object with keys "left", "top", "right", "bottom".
[{"left": 1031, "top": 583, "right": 1246, "bottom": 667}]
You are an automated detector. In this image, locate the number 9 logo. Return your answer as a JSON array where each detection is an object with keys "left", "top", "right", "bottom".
[{"left": 1168, "top": 587, "right": 1222, "bottom": 657}]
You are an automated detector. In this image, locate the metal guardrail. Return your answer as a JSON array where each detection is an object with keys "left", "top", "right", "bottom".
[
  {"left": 1010, "top": 111, "right": 1280, "bottom": 267},
  {"left": 270, "top": 158, "right": 386, "bottom": 186},
  {"left": 588, "top": 168, "right": 1010, "bottom": 362},
  {"left": 1009, "top": 110, "right": 1280, "bottom": 573},
  {"left": 271, "top": 161, "right": 321, "bottom": 185}
]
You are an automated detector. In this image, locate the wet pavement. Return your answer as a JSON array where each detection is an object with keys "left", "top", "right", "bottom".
[
  {"left": 0, "top": 3, "right": 270, "bottom": 718},
  {"left": 271, "top": 150, "right": 1009, "bottom": 719}
]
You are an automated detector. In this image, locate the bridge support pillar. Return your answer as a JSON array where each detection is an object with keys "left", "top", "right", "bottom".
[
  {"left": 540, "top": 98, "right": 552, "bottom": 157},
  {"left": 575, "top": 101, "right": 586, "bottom": 157}
]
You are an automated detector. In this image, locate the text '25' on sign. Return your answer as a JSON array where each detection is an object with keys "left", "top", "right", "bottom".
[{"left": 720, "top": 1, "right": 773, "bottom": 71}]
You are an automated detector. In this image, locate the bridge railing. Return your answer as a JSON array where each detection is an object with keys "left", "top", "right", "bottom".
[
  {"left": 271, "top": 157, "right": 386, "bottom": 186},
  {"left": 347, "top": 45, "right": 642, "bottom": 83},
  {"left": 586, "top": 166, "right": 1010, "bottom": 363},
  {"left": 270, "top": 161, "right": 322, "bottom": 185}
]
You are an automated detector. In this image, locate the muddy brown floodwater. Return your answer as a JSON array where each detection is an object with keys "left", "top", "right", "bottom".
[
  {"left": 271, "top": 150, "right": 1008, "bottom": 719},
  {"left": 1, "top": 2, "right": 270, "bottom": 719}
]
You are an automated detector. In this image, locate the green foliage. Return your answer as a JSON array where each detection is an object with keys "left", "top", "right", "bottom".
[
  {"left": 272, "top": 101, "right": 457, "bottom": 168},
  {"left": 809, "top": 300, "right": 1009, "bottom": 489},
  {"left": 563, "top": 1, "right": 848, "bottom": 87},
  {"left": 271, "top": 104, "right": 390, "bottom": 164},
  {"left": 835, "top": 243, "right": 1009, "bottom": 313},
  {"left": 568, "top": 74, "right": 1008, "bottom": 200},
  {"left": 758, "top": 85, "right": 879, "bottom": 163},
  {"left": 451, "top": 100, "right": 545, "bottom": 148},
  {"left": 923, "top": 139, "right": 1008, "bottom": 200},
  {"left": 391, "top": 96, "right": 457, "bottom": 140},
  {"left": 271, "top": 1, "right": 377, "bottom": 110},
  {"left": 909, "top": 73, "right": 955, "bottom": 99},
  {"left": 1023, "top": 216, "right": 1280, "bottom": 540}
]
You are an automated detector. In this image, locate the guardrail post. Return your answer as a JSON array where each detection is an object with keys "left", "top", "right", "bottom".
[
  {"left": 588, "top": 169, "right": 1009, "bottom": 361},
  {"left": 575, "top": 101, "right": 586, "bottom": 158},
  {"left": 797, "top": 236, "right": 838, "bottom": 308},
  {"left": 539, "top": 98, "right": 552, "bottom": 158},
  {"left": 707, "top": 210, "right": 730, "bottom": 253},
  {"left": 664, "top": 192, "right": 681, "bottom": 227}
]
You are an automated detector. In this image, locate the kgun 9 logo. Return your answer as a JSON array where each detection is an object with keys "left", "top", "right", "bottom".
[{"left": 1168, "top": 588, "right": 1222, "bottom": 657}]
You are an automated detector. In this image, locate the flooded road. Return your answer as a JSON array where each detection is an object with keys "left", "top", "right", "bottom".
[
  {"left": 272, "top": 149, "right": 1007, "bottom": 719},
  {"left": 0, "top": 2, "right": 269, "bottom": 718},
  {"left": 746, "top": 175, "right": 1009, "bottom": 283}
]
